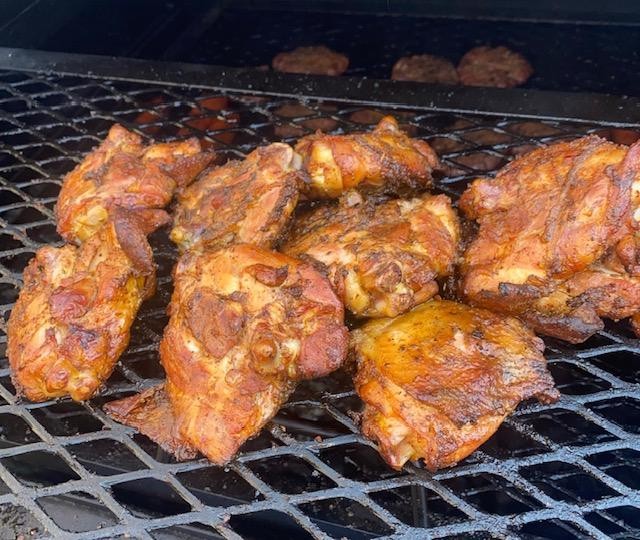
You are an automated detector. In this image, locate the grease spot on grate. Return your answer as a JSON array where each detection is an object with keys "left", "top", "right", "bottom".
[
  {"left": 66, "top": 438, "right": 148, "bottom": 476},
  {"left": 442, "top": 473, "right": 542, "bottom": 516},
  {"left": 369, "top": 484, "right": 467, "bottom": 528},
  {"left": 229, "top": 510, "right": 315, "bottom": 540},
  {"left": 298, "top": 497, "right": 394, "bottom": 539},
  {"left": 111, "top": 478, "right": 191, "bottom": 518},
  {"left": 2, "top": 450, "right": 80, "bottom": 487},
  {"left": 520, "top": 461, "right": 618, "bottom": 503},
  {"left": 37, "top": 491, "right": 118, "bottom": 532},
  {"left": 246, "top": 455, "right": 336, "bottom": 495},
  {"left": 177, "top": 466, "right": 263, "bottom": 508},
  {"left": 587, "top": 448, "right": 640, "bottom": 490},
  {"left": 517, "top": 408, "right": 618, "bottom": 447},
  {"left": 319, "top": 443, "right": 405, "bottom": 482}
]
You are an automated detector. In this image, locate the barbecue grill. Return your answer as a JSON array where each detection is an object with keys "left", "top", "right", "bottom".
[{"left": 0, "top": 3, "right": 639, "bottom": 539}]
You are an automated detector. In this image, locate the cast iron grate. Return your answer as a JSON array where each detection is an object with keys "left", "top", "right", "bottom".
[{"left": 0, "top": 65, "right": 637, "bottom": 540}]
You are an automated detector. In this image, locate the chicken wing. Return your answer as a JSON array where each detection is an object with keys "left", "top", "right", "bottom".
[
  {"left": 170, "top": 143, "right": 300, "bottom": 252},
  {"left": 295, "top": 116, "right": 439, "bottom": 198},
  {"left": 8, "top": 209, "right": 167, "bottom": 401},
  {"left": 282, "top": 192, "right": 460, "bottom": 317},
  {"left": 353, "top": 299, "right": 559, "bottom": 471},
  {"left": 106, "top": 244, "right": 348, "bottom": 464},
  {"left": 460, "top": 136, "right": 640, "bottom": 342},
  {"left": 56, "top": 124, "right": 212, "bottom": 244}
]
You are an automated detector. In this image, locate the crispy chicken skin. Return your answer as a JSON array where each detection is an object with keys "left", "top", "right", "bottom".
[
  {"left": 56, "top": 124, "right": 212, "bottom": 244},
  {"left": 460, "top": 136, "right": 640, "bottom": 342},
  {"left": 106, "top": 244, "right": 348, "bottom": 463},
  {"left": 282, "top": 192, "right": 460, "bottom": 317},
  {"left": 8, "top": 209, "right": 167, "bottom": 402},
  {"left": 295, "top": 116, "right": 439, "bottom": 198},
  {"left": 353, "top": 299, "right": 559, "bottom": 471},
  {"left": 171, "top": 143, "right": 300, "bottom": 252}
]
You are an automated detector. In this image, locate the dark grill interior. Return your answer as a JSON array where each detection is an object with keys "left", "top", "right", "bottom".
[{"left": 0, "top": 66, "right": 638, "bottom": 539}]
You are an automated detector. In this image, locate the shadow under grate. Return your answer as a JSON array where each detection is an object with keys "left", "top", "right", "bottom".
[{"left": 0, "top": 58, "right": 635, "bottom": 540}]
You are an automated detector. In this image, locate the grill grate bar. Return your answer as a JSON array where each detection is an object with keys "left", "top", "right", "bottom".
[{"left": 0, "top": 53, "right": 637, "bottom": 539}]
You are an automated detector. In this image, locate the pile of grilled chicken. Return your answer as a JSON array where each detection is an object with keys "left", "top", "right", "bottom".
[{"left": 8, "top": 116, "right": 640, "bottom": 471}]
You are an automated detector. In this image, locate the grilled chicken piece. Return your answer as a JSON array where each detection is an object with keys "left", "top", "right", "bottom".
[
  {"left": 353, "top": 299, "right": 559, "bottom": 471},
  {"left": 56, "top": 124, "right": 212, "bottom": 244},
  {"left": 295, "top": 116, "right": 439, "bottom": 198},
  {"left": 460, "top": 136, "right": 640, "bottom": 342},
  {"left": 171, "top": 143, "right": 300, "bottom": 252},
  {"left": 282, "top": 192, "right": 460, "bottom": 317},
  {"left": 8, "top": 209, "right": 167, "bottom": 402},
  {"left": 106, "top": 244, "right": 348, "bottom": 463}
]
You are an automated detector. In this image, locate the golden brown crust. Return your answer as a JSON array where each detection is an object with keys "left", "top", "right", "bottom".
[
  {"left": 272, "top": 46, "right": 349, "bottom": 76},
  {"left": 56, "top": 124, "right": 212, "bottom": 244},
  {"left": 461, "top": 136, "right": 640, "bottom": 342},
  {"left": 391, "top": 54, "right": 459, "bottom": 85},
  {"left": 8, "top": 216, "right": 155, "bottom": 402},
  {"left": 282, "top": 192, "right": 460, "bottom": 317},
  {"left": 171, "top": 143, "right": 300, "bottom": 252},
  {"left": 295, "top": 116, "right": 439, "bottom": 198},
  {"left": 353, "top": 300, "right": 558, "bottom": 471},
  {"left": 107, "top": 245, "right": 348, "bottom": 464},
  {"left": 457, "top": 46, "right": 533, "bottom": 88}
]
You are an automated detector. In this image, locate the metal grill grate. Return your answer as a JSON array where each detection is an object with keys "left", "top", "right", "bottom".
[{"left": 0, "top": 60, "right": 638, "bottom": 540}]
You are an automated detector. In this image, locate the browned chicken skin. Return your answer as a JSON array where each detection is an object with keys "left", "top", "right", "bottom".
[
  {"left": 56, "top": 124, "right": 211, "bottom": 245},
  {"left": 8, "top": 125, "right": 211, "bottom": 401},
  {"left": 106, "top": 245, "right": 348, "bottom": 464},
  {"left": 171, "top": 143, "right": 300, "bottom": 252},
  {"left": 282, "top": 192, "right": 460, "bottom": 317},
  {"left": 295, "top": 116, "right": 439, "bottom": 198},
  {"left": 8, "top": 210, "right": 166, "bottom": 401},
  {"left": 353, "top": 299, "right": 559, "bottom": 471},
  {"left": 460, "top": 136, "right": 640, "bottom": 342}
]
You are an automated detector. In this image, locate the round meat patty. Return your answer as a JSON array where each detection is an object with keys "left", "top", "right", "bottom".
[
  {"left": 391, "top": 54, "right": 459, "bottom": 85},
  {"left": 272, "top": 46, "right": 349, "bottom": 76},
  {"left": 457, "top": 46, "right": 533, "bottom": 88}
]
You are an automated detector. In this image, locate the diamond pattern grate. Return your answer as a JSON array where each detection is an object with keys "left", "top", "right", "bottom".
[{"left": 0, "top": 65, "right": 637, "bottom": 539}]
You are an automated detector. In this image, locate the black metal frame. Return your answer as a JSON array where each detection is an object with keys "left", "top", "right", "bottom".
[{"left": 0, "top": 49, "right": 638, "bottom": 539}]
